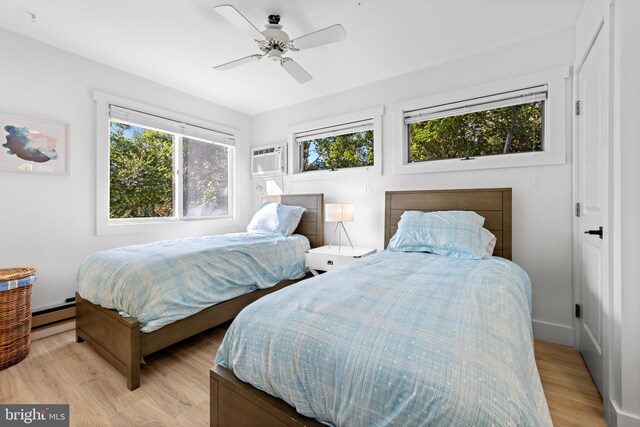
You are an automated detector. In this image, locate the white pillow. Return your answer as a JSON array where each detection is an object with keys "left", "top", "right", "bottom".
[
  {"left": 246, "top": 202, "right": 305, "bottom": 236},
  {"left": 481, "top": 228, "right": 497, "bottom": 259}
]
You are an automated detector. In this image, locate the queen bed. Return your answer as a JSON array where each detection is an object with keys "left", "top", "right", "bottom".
[
  {"left": 209, "top": 188, "right": 552, "bottom": 426},
  {"left": 75, "top": 193, "right": 324, "bottom": 390}
]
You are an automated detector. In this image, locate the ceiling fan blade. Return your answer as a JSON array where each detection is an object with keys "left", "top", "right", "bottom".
[
  {"left": 214, "top": 4, "right": 265, "bottom": 41},
  {"left": 291, "top": 24, "right": 346, "bottom": 51},
  {"left": 281, "top": 58, "right": 312, "bottom": 84},
  {"left": 213, "top": 54, "right": 264, "bottom": 71}
]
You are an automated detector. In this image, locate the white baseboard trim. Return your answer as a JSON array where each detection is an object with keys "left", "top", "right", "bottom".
[
  {"left": 532, "top": 319, "right": 574, "bottom": 346},
  {"left": 31, "top": 320, "right": 75, "bottom": 341},
  {"left": 611, "top": 399, "right": 640, "bottom": 427}
]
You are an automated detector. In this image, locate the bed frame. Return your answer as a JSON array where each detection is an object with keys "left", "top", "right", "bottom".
[
  {"left": 209, "top": 188, "right": 513, "bottom": 426},
  {"left": 76, "top": 193, "right": 324, "bottom": 391}
]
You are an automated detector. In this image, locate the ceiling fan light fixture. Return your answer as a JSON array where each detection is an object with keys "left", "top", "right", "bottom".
[{"left": 267, "top": 49, "right": 283, "bottom": 61}]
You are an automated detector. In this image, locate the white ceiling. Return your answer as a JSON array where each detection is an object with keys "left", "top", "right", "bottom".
[{"left": 0, "top": 0, "right": 585, "bottom": 115}]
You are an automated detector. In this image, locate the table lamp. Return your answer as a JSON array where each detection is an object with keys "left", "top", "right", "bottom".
[{"left": 325, "top": 203, "right": 354, "bottom": 252}]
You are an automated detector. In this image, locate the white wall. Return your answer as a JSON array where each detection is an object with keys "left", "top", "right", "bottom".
[
  {"left": 0, "top": 29, "right": 252, "bottom": 310},
  {"left": 250, "top": 29, "right": 577, "bottom": 345}
]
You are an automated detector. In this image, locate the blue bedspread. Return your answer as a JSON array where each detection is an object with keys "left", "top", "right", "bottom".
[
  {"left": 78, "top": 233, "right": 309, "bottom": 332},
  {"left": 216, "top": 251, "right": 552, "bottom": 426}
]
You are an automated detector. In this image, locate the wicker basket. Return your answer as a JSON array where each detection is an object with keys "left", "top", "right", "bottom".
[{"left": 0, "top": 268, "right": 36, "bottom": 371}]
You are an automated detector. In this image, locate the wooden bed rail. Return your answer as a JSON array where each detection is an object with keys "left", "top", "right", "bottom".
[
  {"left": 210, "top": 365, "right": 323, "bottom": 427},
  {"left": 75, "top": 293, "right": 141, "bottom": 390}
]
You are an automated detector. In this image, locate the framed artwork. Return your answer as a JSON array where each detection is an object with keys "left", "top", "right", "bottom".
[{"left": 0, "top": 113, "right": 69, "bottom": 175}]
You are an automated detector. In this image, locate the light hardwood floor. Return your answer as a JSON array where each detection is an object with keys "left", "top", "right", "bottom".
[
  {"left": 0, "top": 326, "right": 606, "bottom": 426},
  {"left": 535, "top": 339, "right": 607, "bottom": 427}
]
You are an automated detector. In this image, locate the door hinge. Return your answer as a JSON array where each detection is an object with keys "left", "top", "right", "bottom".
[
  {"left": 575, "top": 303, "right": 581, "bottom": 318},
  {"left": 575, "top": 202, "right": 581, "bottom": 217},
  {"left": 576, "top": 100, "right": 581, "bottom": 115}
]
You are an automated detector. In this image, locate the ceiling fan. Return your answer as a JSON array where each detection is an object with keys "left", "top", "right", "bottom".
[{"left": 213, "top": 4, "right": 347, "bottom": 84}]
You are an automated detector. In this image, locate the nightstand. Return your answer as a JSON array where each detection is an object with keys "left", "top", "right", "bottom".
[{"left": 305, "top": 246, "right": 376, "bottom": 275}]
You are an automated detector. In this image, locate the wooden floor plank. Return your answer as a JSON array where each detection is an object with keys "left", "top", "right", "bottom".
[
  {"left": 0, "top": 327, "right": 607, "bottom": 426},
  {"left": 534, "top": 339, "right": 607, "bottom": 427}
]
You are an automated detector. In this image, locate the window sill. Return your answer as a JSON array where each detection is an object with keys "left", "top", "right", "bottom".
[
  {"left": 395, "top": 151, "right": 564, "bottom": 175},
  {"left": 287, "top": 165, "right": 381, "bottom": 182},
  {"left": 97, "top": 215, "right": 233, "bottom": 235}
]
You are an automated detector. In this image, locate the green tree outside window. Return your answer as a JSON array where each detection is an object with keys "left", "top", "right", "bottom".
[
  {"left": 109, "top": 122, "right": 174, "bottom": 218},
  {"left": 409, "top": 101, "right": 543, "bottom": 162},
  {"left": 109, "top": 122, "right": 230, "bottom": 219},
  {"left": 183, "top": 138, "right": 229, "bottom": 217},
  {"left": 302, "top": 130, "right": 374, "bottom": 171}
]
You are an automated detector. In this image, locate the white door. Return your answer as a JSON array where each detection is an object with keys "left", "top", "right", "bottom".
[{"left": 576, "top": 29, "right": 607, "bottom": 394}]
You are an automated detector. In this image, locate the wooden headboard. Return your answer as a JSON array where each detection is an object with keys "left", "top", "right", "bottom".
[
  {"left": 384, "top": 188, "right": 512, "bottom": 260},
  {"left": 260, "top": 193, "right": 325, "bottom": 248}
]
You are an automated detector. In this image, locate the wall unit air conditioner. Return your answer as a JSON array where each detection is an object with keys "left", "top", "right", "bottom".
[{"left": 251, "top": 144, "right": 286, "bottom": 177}]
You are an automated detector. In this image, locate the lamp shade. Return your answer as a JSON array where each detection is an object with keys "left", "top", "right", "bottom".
[{"left": 325, "top": 203, "right": 354, "bottom": 222}]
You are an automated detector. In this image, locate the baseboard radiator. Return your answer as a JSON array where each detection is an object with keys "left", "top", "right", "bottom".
[{"left": 32, "top": 299, "right": 76, "bottom": 334}]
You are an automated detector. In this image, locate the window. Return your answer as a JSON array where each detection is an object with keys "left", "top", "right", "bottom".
[
  {"left": 108, "top": 105, "right": 233, "bottom": 222},
  {"left": 393, "top": 68, "right": 568, "bottom": 174},
  {"left": 288, "top": 106, "right": 382, "bottom": 181},
  {"left": 109, "top": 122, "right": 175, "bottom": 218},
  {"left": 182, "top": 137, "right": 229, "bottom": 217},
  {"left": 296, "top": 119, "right": 374, "bottom": 172},
  {"left": 404, "top": 86, "right": 546, "bottom": 163}
]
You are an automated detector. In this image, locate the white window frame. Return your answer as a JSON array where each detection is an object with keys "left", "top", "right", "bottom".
[
  {"left": 287, "top": 106, "right": 383, "bottom": 181},
  {"left": 94, "top": 91, "right": 238, "bottom": 235},
  {"left": 391, "top": 67, "right": 570, "bottom": 174}
]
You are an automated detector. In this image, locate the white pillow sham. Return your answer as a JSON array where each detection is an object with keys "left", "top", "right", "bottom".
[
  {"left": 481, "top": 228, "right": 497, "bottom": 259},
  {"left": 246, "top": 202, "right": 305, "bottom": 236}
]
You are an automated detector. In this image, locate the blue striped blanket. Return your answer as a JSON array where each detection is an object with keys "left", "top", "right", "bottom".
[
  {"left": 0, "top": 275, "right": 36, "bottom": 292},
  {"left": 216, "top": 251, "right": 551, "bottom": 426},
  {"left": 78, "top": 233, "right": 309, "bottom": 332}
]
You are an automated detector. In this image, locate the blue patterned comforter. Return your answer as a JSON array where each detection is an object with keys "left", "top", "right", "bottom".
[
  {"left": 216, "top": 251, "right": 551, "bottom": 426},
  {"left": 78, "top": 233, "right": 309, "bottom": 332}
]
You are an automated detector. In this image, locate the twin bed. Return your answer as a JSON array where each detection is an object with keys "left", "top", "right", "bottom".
[
  {"left": 75, "top": 188, "right": 550, "bottom": 426},
  {"left": 75, "top": 193, "right": 324, "bottom": 390},
  {"left": 209, "top": 188, "right": 551, "bottom": 426}
]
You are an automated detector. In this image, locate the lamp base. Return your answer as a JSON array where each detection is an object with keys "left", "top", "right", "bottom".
[{"left": 328, "top": 221, "right": 354, "bottom": 253}]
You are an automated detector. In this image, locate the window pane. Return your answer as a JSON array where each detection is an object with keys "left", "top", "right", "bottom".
[
  {"left": 109, "top": 121, "right": 174, "bottom": 218},
  {"left": 408, "top": 101, "right": 544, "bottom": 163},
  {"left": 302, "top": 130, "right": 374, "bottom": 172},
  {"left": 182, "top": 138, "right": 229, "bottom": 217}
]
